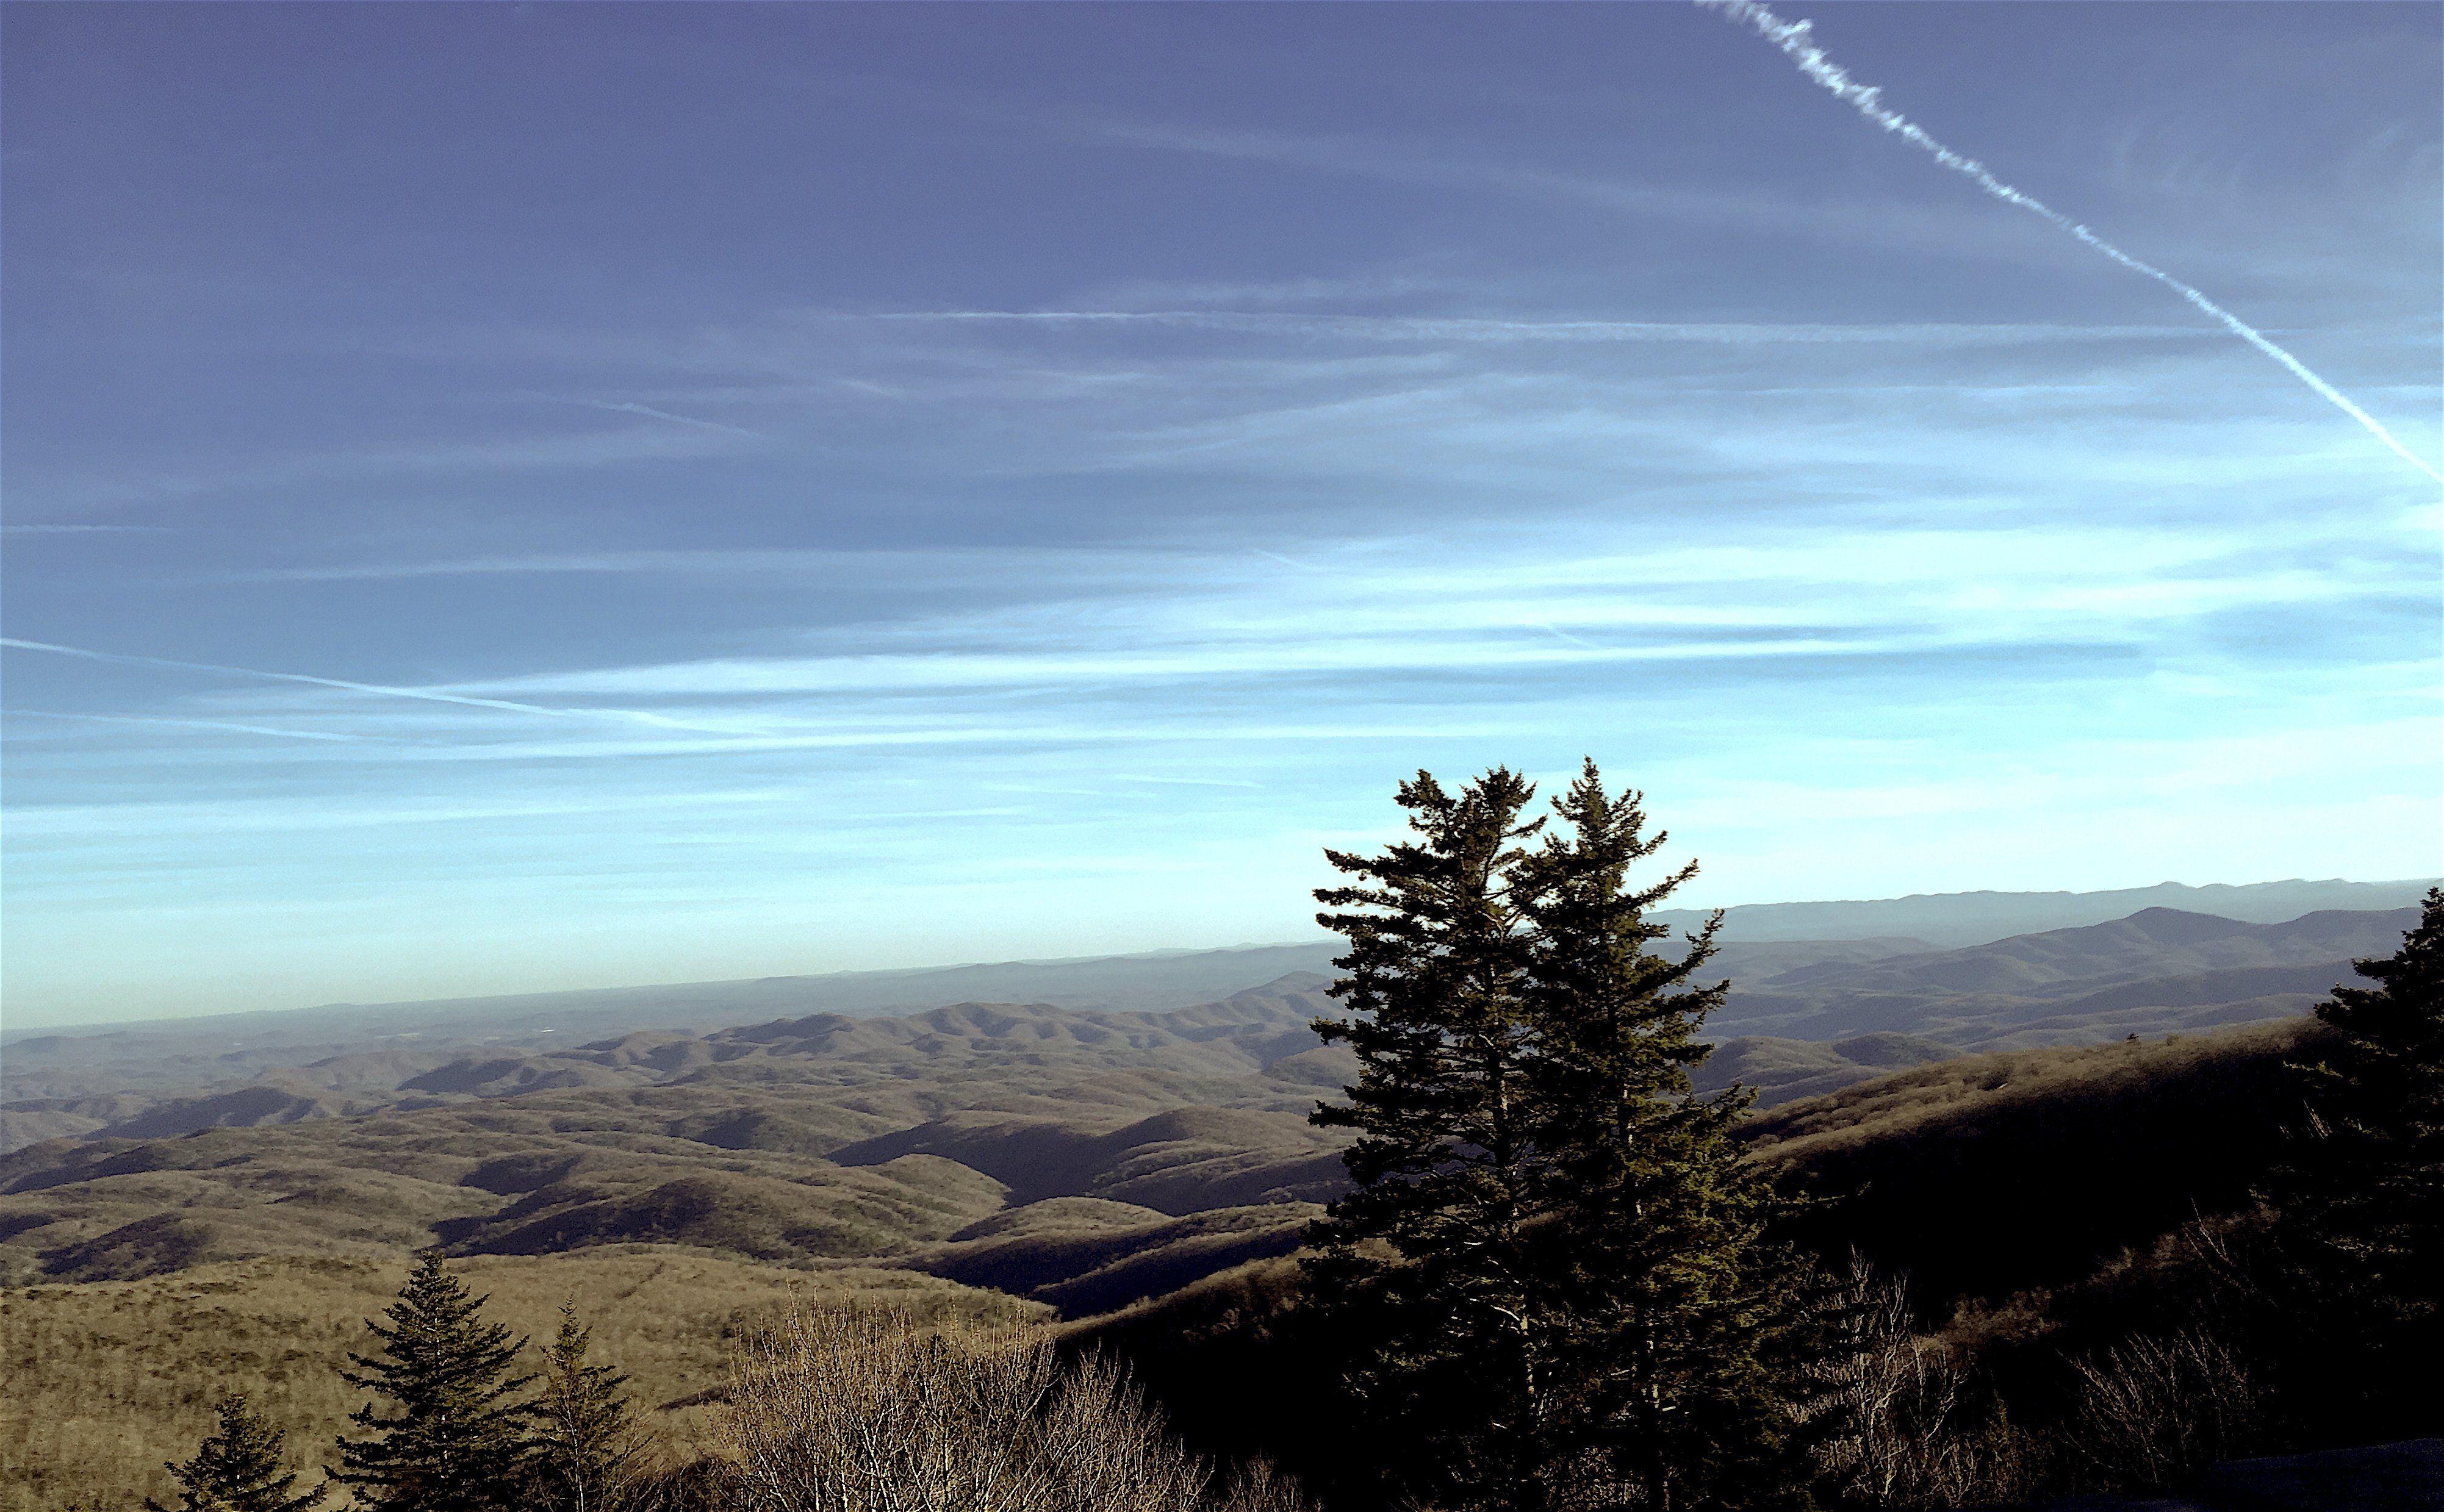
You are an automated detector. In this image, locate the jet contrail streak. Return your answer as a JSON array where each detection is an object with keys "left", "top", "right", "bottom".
[
  {"left": 1703, "top": 0, "right": 2442, "bottom": 485},
  {"left": 7, "top": 708, "right": 376, "bottom": 742},
  {"left": 0, "top": 637, "right": 725, "bottom": 734}
]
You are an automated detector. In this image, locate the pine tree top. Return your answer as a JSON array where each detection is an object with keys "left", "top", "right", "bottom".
[
  {"left": 146, "top": 1395, "right": 325, "bottom": 1512},
  {"left": 342, "top": 1251, "right": 531, "bottom": 1403},
  {"left": 2319, "top": 886, "right": 2444, "bottom": 1097}
]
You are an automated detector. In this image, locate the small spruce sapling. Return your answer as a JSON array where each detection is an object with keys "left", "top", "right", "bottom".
[
  {"left": 532, "top": 1300, "right": 652, "bottom": 1511},
  {"left": 146, "top": 1394, "right": 326, "bottom": 1512}
]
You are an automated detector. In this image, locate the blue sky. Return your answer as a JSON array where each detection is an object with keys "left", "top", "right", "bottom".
[{"left": 4, "top": 2, "right": 2438, "bottom": 1027}]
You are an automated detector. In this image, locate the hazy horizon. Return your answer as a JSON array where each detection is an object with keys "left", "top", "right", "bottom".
[
  {"left": 8, "top": 872, "right": 2434, "bottom": 1034},
  {"left": 6, "top": 3, "right": 2439, "bottom": 1024}
]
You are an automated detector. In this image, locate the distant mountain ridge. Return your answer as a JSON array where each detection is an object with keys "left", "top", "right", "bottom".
[
  {"left": 9, "top": 878, "right": 2424, "bottom": 1058},
  {"left": 0, "top": 943, "right": 1343, "bottom": 1053},
  {"left": 1652, "top": 876, "right": 2436, "bottom": 947},
  {"left": 7, "top": 902, "right": 2423, "bottom": 1157},
  {"left": 1706, "top": 904, "right": 2418, "bottom": 1050}
]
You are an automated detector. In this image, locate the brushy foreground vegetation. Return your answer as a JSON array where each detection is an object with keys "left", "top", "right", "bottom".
[
  {"left": 63, "top": 1250, "right": 1309, "bottom": 1512},
  {"left": 0, "top": 1248, "right": 1038, "bottom": 1511},
  {"left": 724, "top": 1306, "right": 1309, "bottom": 1512}
]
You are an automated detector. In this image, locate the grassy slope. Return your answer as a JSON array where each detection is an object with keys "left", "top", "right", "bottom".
[{"left": 0, "top": 1246, "right": 1040, "bottom": 1512}]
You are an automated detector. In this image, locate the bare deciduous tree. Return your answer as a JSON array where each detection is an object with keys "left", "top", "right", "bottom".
[
  {"left": 2067, "top": 1327, "right": 2260, "bottom": 1492},
  {"left": 1800, "top": 1259, "right": 2030, "bottom": 1510},
  {"left": 720, "top": 1306, "right": 1306, "bottom": 1512}
]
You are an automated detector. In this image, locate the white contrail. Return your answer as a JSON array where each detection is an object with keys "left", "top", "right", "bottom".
[
  {"left": 0, "top": 636, "right": 727, "bottom": 734},
  {"left": 580, "top": 399, "right": 764, "bottom": 438},
  {"left": 1703, "top": 0, "right": 2443, "bottom": 485},
  {"left": 7, "top": 708, "right": 375, "bottom": 742}
]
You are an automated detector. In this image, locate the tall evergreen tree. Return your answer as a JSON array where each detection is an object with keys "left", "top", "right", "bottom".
[
  {"left": 146, "top": 1395, "right": 326, "bottom": 1512},
  {"left": 1305, "top": 767, "right": 1553, "bottom": 1510},
  {"left": 1306, "top": 764, "right": 1807, "bottom": 1512},
  {"left": 1517, "top": 763, "right": 1805, "bottom": 1510},
  {"left": 2273, "top": 887, "right": 2444, "bottom": 1439},
  {"left": 532, "top": 1300, "right": 650, "bottom": 1512},
  {"left": 332, "top": 1252, "right": 536, "bottom": 1511}
]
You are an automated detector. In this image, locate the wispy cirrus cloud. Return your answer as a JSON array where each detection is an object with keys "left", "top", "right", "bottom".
[
  {"left": 19, "top": 421, "right": 755, "bottom": 512},
  {"left": 841, "top": 309, "right": 2203, "bottom": 346},
  {"left": 998, "top": 107, "right": 2113, "bottom": 272},
  {"left": 6, "top": 1, "right": 2434, "bottom": 1024},
  {"left": 526, "top": 393, "right": 767, "bottom": 438},
  {"left": 229, "top": 544, "right": 1182, "bottom": 584}
]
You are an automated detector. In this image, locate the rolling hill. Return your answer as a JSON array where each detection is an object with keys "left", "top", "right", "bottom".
[
  {"left": 0, "top": 975, "right": 1357, "bottom": 1316},
  {"left": 10, "top": 878, "right": 2421, "bottom": 1114},
  {"left": 10, "top": 899, "right": 2413, "bottom": 1156},
  {"left": 1, "top": 900, "right": 2411, "bottom": 1335},
  {"left": 3, "top": 890, "right": 2424, "bottom": 1511}
]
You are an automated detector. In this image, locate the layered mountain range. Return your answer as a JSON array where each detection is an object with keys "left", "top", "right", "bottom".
[
  {"left": 6, "top": 898, "right": 2415, "bottom": 1154},
  {"left": 1, "top": 894, "right": 2423, "bottom": 1330},
  {"left": 10, "top": 878, "right": 2423, "bottom": 1107}
]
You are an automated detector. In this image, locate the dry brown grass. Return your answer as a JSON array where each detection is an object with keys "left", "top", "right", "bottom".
[{"left": 0, "top": 1245, "right": 1043, "bottom": 1512}]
